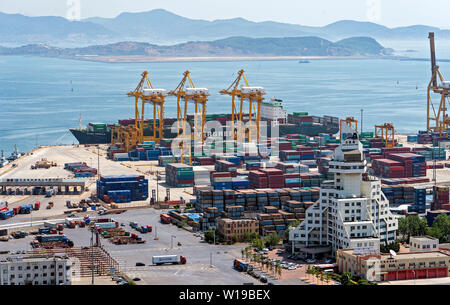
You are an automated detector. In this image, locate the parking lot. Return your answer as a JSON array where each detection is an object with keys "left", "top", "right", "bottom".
[{"left": 0, "top": 208, "right": 265, "bottom": 285}]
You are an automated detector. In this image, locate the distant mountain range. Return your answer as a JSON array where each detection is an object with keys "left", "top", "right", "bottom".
[
  {"left": 0, "top": 36, "right": 391, "bottom": 60},
  {"left": 0, "top": 9, "right": 449, "bottom": 46}
]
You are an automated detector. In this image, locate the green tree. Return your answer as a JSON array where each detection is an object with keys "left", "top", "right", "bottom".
[
  {"left": 231, "top": 235, "right": 238, "bottom": 244},
  {"left": 249, "top": 232, "right": 259, "bottom": 240},
  {"left": 264, "top": 232, "right": 281, "bottom": 247},
  {"left": 339, "top": 272, "right": 353, "bottom": 286},
  {"left": 252, "top": 238, "right": 265, "bottom": 250},
  {"left": 398, "top": 215, "right": 429, "bottom": 242},
  {"left": 429, "top": 214, "right": 450, "bottom": 243},
  {"left": 242, "top": 231, "right": 251, "bottom": 242}
]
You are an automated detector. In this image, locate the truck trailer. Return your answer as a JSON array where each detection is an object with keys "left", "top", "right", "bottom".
[{"left": 152, "top": 255, "right": 187, "bottom": 265}]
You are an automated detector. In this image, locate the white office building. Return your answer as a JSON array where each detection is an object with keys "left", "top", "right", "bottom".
[
  {"left": 289, "top": 126, "right": 398, "bottom": 257},
  {"left": 0, "top": 255, "right": 72, "bottom": 285}
]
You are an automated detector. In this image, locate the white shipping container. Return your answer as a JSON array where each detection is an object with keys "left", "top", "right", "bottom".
[
  {"left": 143, "top": 88, "right": 168, "bottom": 96},
  {"left": 152, "top": 255, "right": 179, "bottom": 264},
  {"left": 186, "top": 88, "right": 209, "bottom": 95},
  {"left": 241, "top": 87, "right": 266, "bottom": 94},
  {"left": 442, "top": 81, "right": 450, "bottom": 89}
]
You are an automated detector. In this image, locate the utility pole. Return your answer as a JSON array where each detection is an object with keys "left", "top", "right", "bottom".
[
  {"left": 97, "top": 145, "right": 100, "bottom": 179},
  {"left": 360, "top": 109, "right": 364, "bottom": 134},
  {"left": 156, "top": 171, "right": 159, "bottom": 203},
  {"left": 91, "top": 228, "right": 95, "bottom": 285}
]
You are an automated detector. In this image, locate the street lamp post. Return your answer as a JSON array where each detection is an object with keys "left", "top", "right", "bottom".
[{"left": 171, "top": 235, "right": 176, "bottom": 249}]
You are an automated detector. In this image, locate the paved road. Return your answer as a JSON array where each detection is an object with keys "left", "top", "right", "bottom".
[{"left": 0, "top": 208, "right": 262, "bottom": 285}]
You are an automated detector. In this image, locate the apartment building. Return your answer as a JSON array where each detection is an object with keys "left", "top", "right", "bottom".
[
  {"left": 0, "top": 255, "right": 72, "bottom": 285},
  {"left": 217, "top": 218, "right": 259, "bottom": 241},
  {"left": 289, "top": 125, "right": 398, "bottom": 258}
]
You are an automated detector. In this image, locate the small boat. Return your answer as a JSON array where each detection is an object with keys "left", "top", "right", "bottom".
[
  {"left": 0, "top": 151, "right": 9, "bottom": 168},
  {"left": 6, "top": 145, "right": 23, "bottom": 161},
  {"left": 298, "top": 60, "right": 311, "bottom": 64}
]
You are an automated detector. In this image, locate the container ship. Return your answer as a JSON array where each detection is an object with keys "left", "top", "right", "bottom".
[{"left": 69, "top": 99, "right": 339, "bottom": 145}]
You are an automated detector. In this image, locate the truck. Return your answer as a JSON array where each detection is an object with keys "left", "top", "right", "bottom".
[
  {"left": 0, "top": 201, "right": 7, "bottom": 208},
  {"left": 233, "top": 259, "right": 249, "bottom": 272},
  {"left": 65, "top": 218, "right": 76, "bottom": 229},
  {"left": 137, "top": 226, "right": 148, "bottom": 233},
  {"left": 152, "top": 255, "right": 187, "bottom": 265},
  {"left": 45, "top": 189, "right": 55, "bottom": 197},
  {"left": 19, "top": 204, "right": 32, "bottom": 214},
  {"left": 34, "top": 201, "right": 40, "bottom": 210},
  {"left": 0, "top": 210, "right": 14, "bottom": 220},
  {"left": 12, "top": 231, "right": 27, "bottom": 239},
  {"left": 160, "top": 214, "right": 171, "bottom": 224},
  {"left": 129, "top": 221, "right": 138, "bottom": 229},
  {"left": 39, "top": 227, "right": 51, "bottom": 234}
]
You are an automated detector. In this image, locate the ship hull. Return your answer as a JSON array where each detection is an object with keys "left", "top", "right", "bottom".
[
  {"left": 70, "top": 123, "right": 339, "bottom": 145},
  {"left": 69, "top": 129, "right": 111, "bottom": 144}
]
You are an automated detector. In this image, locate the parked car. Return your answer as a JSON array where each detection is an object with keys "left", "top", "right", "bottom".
[
  {"left": 325, "top": 258, "right": 334, "bottom": 264},
  {"left": 135, "top": 262, "right": 145, "bottom": 267},
  {"left": 276, "top": 249, "right": 284, "bottom": 254},
  {"left": 132, "top": 277, "right": 141, "bottom": 282},
  {"left": 306, "top": 259, "right": 316, "bottom": 264},
  {"left": 260, "top": 276, "right": 268, "bottom": 283}
]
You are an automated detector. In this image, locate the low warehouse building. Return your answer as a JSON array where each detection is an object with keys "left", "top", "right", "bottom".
[{"left": 337, "top": 248, "right": 450, "bottom": 282}]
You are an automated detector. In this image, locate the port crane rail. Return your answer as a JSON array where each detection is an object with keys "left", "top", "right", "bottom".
[
  {"left": 220, "top": 70, "right": 266, "bottom": 143},
  {"left": 128, "top": 71, "right": 167, "bottom": 144},
  {"left": 375, "top": 123, "right": 395, "bottom": 148},
  {"left": 168, "top": 71, "right": 209, "bottom": 165},
  {"left": 427, "top": 32, "right": 450, "bottom": 136}
]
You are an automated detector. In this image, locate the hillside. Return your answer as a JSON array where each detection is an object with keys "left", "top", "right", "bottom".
[
  {"left": 0, "top": 36, "right": 390, "bottom": 59},
  {"left": 1, "top": 9, "right": 449, "bottom": 46}
]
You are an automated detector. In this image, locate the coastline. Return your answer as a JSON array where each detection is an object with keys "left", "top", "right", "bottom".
[{"left": 2, "top": 54, "right": 410, "bottom": 64}]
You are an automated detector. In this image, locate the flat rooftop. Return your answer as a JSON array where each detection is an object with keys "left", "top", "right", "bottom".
[
  {"left": 411, "top": 236, "right": 438, "bottom": 242},
  {"left": 341, "top": 249, "right": 450, "bottom": 259}
]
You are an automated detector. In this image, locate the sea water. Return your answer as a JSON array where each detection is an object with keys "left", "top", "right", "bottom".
[{"left": 0, "top": 55, "right": 445, "bottom": 155}]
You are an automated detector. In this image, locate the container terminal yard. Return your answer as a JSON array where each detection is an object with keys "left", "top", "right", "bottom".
[{"left": 2, "top": 33, "right": 450, "bottom": 286}]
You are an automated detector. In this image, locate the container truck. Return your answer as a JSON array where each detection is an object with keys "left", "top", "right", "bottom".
[
  {"left": 65, "top": 218, "right": 76, "bottom": 229},
  {"left": 160, "top": 214, "right": 171, "bottom": 224},
  {"left": 152, "top": 255, "right": 187, "bottom": 265},
  {"left": 45, "top": 189, "right": 55, "bottom": 197},
  {"left": 233, "top": 259, "right": 249, "bottom": 272},
  {"left": 19, "top": 204, "right": 32, "bottom": 214},
  {"left": 0, "top": 210, "right": 14, "bottom": 220}
]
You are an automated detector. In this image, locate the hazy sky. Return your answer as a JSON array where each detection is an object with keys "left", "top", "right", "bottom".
[{"left": 0, "top": 0, "right": 449, "bottom": 28}]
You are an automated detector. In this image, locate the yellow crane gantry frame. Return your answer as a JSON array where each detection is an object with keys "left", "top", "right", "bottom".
[
  {"left": 127, "top": 71, "right": 167, "bottom": 144},
  {"left": 340, "top": 117, "right": 358, "bottom": 139},
  {"left": 375, "top": 123, "right": 395, "bottom": 148},
  {"left": 427, "top": 32, "right": 450, "bottom": 136},
  {"left": 220, "top": 70, "right": 265, "bottom": 143},
  {"left": 168, "top": 71, "right": 209, "bottom": 165}
]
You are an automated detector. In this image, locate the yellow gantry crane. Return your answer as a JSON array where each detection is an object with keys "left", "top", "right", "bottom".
[
  {"left": 127, "top": 71, "right": 167, "bottom": 144},
  {"left": 427, "top": 32, "right": 450, "bottom": 136},
  {"left": 340, "top": 117, "right": 358, "bottom": 139},
  {"left": 375, "top": 123, "right": 395, "bottom": 148},
  {"left": 220, "top": 70, "right": 265, "bottom": 143},
  {"left": 168, "top": 71, "right": 209, "bottom": 165}
]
